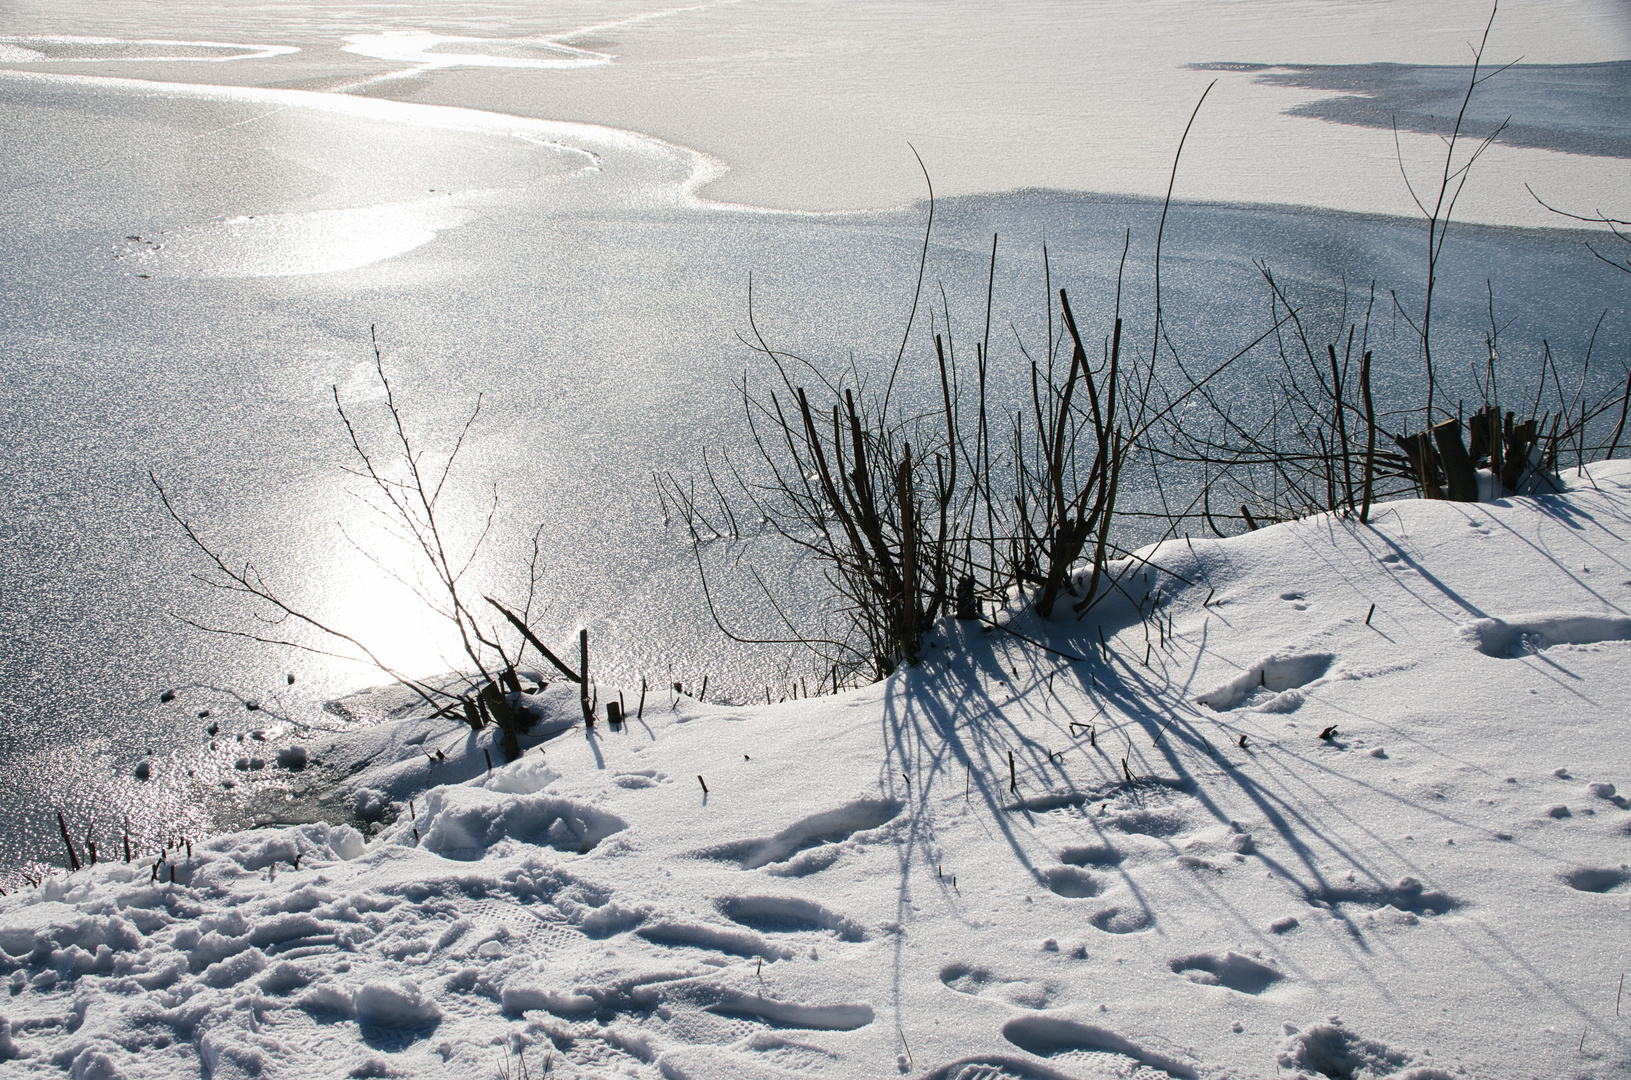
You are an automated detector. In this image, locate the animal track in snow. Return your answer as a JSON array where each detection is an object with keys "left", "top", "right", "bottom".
[
  {"left": 940, "top": 963, "right": 1061, "bottom": 1009},
  {"left": 1462, "top": 614, "right": 1631, "bottom": 658},
  {"left": 1038, "top": 865, "right": 1103, "bottom": 898},
  {"left": 717, "top": 895, "right": 866, "bottom": 941},
  {"left": 1168, "top": 951, "right": 1283, "bottom": 994},
  {"left": 1280, "top": 591, "right": 1309, "bottom": 610},
  {"left": 1001, "top": 1015, "right": 1199, "bottom": 1078},
  {"left": 1561, "top": 866, "right": 1630, "bottom": 892},
  {"left": 692, "top": 798, "right": 902, "bottom": 874},
  {"left": 1197, "top": 653, "right": 1333, "bottom": 712}
]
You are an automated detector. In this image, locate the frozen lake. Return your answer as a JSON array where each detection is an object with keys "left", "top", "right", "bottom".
[{"left": 1, "top": 0, "right": 1628, "bottom": 880}]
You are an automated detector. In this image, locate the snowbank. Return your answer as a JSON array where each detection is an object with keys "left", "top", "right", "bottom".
[{"left": 4, "top": 463, "right": 1631, "bottom": 1079}]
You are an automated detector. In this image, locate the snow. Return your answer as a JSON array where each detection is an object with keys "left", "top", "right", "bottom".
[{"left": 3, "top": 463, "right": 1630, "bottom": 1078}]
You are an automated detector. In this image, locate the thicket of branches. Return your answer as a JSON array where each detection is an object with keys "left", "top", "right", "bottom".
[
  {"left": 153, "top": 330, "right": 595, "bottom": 761},
  {"left": 657, "top": 105, "right": 1291, "bottom": 682},
  {"left": 661, "top": 13, "right": 1629, "bottom": 686},
  {"left": 1147, "top": 6, "right": 1630, "bottom": 529}
]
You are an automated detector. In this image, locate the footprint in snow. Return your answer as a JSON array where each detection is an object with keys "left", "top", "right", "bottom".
[
  {"left": 1004, "top": 792, "right": 1093, "bottom": 813},
  {"left": 1306, "top": 876, "right": 1460, "bottom": 917},
  {"left": 1038, "top": 865, "right": 1103, "bottom": 898},
  {"left": 734, "top": 1033, "right": 840, "bottom": 1071},
  {"left": 1169, "top": 950, "right": 1283, "bottom": 994},
  {"left": 1462, "top": 613, "right": 1631, "bottom": 658},
  {"left": 691, "top": 798, "right": 902, "bottom": 875},
  {"left": 940, "top": 963, "right": 1062, "bottom": 1009},
  {"left": 635, "top": 920, "right": 792, "bottom": 960},
  {"left": 1196, "top": 653, "right": 1332, "bottom": 713},
  {"left": 1000, "top": 1015, "right": 1200, "bottom": 1079},
  {"left": 1104, "top": 806, "right": 1187, "bottom": 837},
  {"left": 702, "top": 991, "right": 874, "bottom": 1031},
  {"left": 1278, "top": 1019, "right": 1427, "bottom": 1079},
  {"left": 1089, "top": 905, "right": 1153, "bottom": 934},
  {"left": 1280, "top": 590, "right": 1309, "bottom": 610},
  {"left": 1561, "top": 866, "right": 1629, "bottom": 893},
  {"left": 612, "top": 769, "right": 666, "bottom": 789},
  {"left": 1059, "top": 843, "right": 1122, "bottom": 867},
  {"left": 716, "top": 895, "right": 867, "bottom": 941}
]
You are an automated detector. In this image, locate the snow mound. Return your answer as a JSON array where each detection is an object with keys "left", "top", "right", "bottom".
[
  {"left": 352, "top": 979, "right": 442, "bottom": 1028},
  {"left": 0, "top": 1015, "right": 23, "bottom": 1061},
  {"left": 9, "top": 465, "right": 1631, "bottom": 1077},
  {"left": 480, "top": 755, "right": 559, "bottom": 795}
]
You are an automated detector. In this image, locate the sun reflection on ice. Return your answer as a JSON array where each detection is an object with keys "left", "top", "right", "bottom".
[
  {"left": 114, "top": 193, "right": 477, "bottom": 278},
  {"left": 342, "top": 31, "right": 609, "bottom": 71},
  {"left": 320, "top": 545, "right": 467, "bottom": 688}
]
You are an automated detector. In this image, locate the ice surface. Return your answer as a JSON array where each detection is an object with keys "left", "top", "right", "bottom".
[
  {"left": 342, "top": 31, "right": 608, "bottom": 71},
  {"left": 1248, "top": 60, "right": 1631, "bottom": 159},
  {"left": 0, "top": 36, "right": 298, "bottom": 63}
]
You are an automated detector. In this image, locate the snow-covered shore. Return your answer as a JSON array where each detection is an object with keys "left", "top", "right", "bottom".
[{"left": 4, "top": 464, "right": 1631, "bottom": 1080}]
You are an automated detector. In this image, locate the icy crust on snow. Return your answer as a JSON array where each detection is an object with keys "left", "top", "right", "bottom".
[{"left": 5, "top": 463, "right": 1631, "bottom": 1078}]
